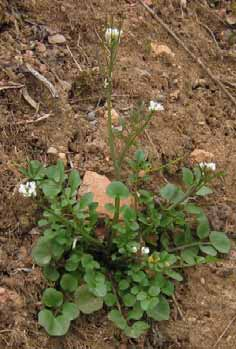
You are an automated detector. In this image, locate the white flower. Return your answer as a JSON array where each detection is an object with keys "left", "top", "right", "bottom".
[
  {"left": 141, "top": 246, "right": 150, "bottom": 255},
  {"left": 199, "top": 162, "right": 216, "bottom": 171},
  {"left": 148, "top": 101, "right": 164, "bottom": 112},
  {"left": 131, "top": 246, "right": 138, "bottom": 253},
  {"left": 105, "top": 28, "right": 123, "bottom": 44},
  {"left": 18, "top": 181, "right": 37, "bottom": 197},
  {"left": 104, "top": 78, "right": 109, "bottom": 88}
]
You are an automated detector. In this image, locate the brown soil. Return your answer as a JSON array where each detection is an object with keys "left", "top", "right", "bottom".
[{"left": 1, "top": 0, "right": 236, "bottom": 348}]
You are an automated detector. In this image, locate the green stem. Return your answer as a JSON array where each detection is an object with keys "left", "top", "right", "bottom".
[
  {"left": 168, "top": 241, "right": 210, "bottom": 252},
  {"left": 108, "top": 197, "right": 120, "bottom": 253},
  {"left": 118, "top": 113, "right": 153, "bottom": 169}
]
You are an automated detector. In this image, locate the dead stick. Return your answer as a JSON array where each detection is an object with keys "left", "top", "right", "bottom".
[
  {"left": 15, "top": 113, "right": 52, "bottom": 125},
  {"left": 138, "top": 0, "right": 236, "bottom": 108},
  {"left": 66, "top": 44, "right": 82, "bottom": 72},
  {"left": 213, "top": 314, "right": 236, "bottom": 348}
]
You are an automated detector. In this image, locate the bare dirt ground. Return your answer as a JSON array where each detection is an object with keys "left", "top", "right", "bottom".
[{"left": 1, "top": 0, "right": 236, "bottom": 348}]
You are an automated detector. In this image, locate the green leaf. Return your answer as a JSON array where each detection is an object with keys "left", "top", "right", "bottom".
[
  {"left": 210, "top": 232, "right": 231, "bottom": 254},
  {"left": 118, "top": 279, "right": 130, "bottom": 291},
  {"left": 160, "top": 184, "right": 178, "bottom": 201},
  {"left": 128, "top": 303, "right": 144, "bottom": 320},
  {"left": 68, "top": 170, "right": 81, "bottom": 195},
  {"left": 104, "top": 203, "right": 115, "bottom": 213},
  {"left": 181, "top": 247, "right": 199, "bottom": 265},
  {"left": 104, "top": 293, "right": 117, "bottom": 307},
  {"left": 165, "top": 270, "right": 183, "bottom": 281},
  {"left": 106, "top": 181, "right": 130, "bottom": 199},
  {"left": 148, "top": 286, "right": 161, "bottom": 297},
  {"left": 161, "top": 280, "right": 174, "bottom": 296},
  {"left": 147, "top": 296, "right": 170, "bottom": 321},
  {"left": 74, "top": 285, "right": 103, "bottom": 314},
  {"left": 196, "top": 186, "right": 213, "bottom": 196},
  {"left": 182, "top": 168, "right": 194, "bottom": 186},
  {"left": 136, "top": 291, "right": 147, "bottom": 301},
  {"left": 132, "top": 271, "right": 146, "bottom": 283},
  {"left": 140, "top": 298, "right": 151, "bottom": 311},
  {"left": 185, "top": 204, "right": 203, "bottom": 215},
  {"left": 123, "top": 293, "right": 136, "bottom": 307},
  {"left": 125, "top": 321, "right": 149, "bottom": 339},
  {"left": 42, "top": 288, "right": 63, "bottom": 308},
  {"left": 200, "top": 245, "right": 217, "bottom": 256},
  {"left": 28, "top": 160, "right": 45, "bottom": 179},
  {"left": 38, "top": 309, "right": 70, "bottom": 336},
  {"left": 32, "top": 236, "right": 52, "bottom": 266},
  {"left": 108, "top": 309, "right": 127, "bottom": 330},
  {"left": 41, "top": 180, "right": 61, "bottom": 198},
  {"left": 43, "top": 265, "right": 60, "bottom": 282},
  {"left": 197, "top": 221, "right": 210, "bottom": 239},
  {"left": 135, "top": 149, "right": 146, "bottom": 162},
  {"left": 60, "top": 274, "right": 78, "bottom": 292},
  {"left": 79, "top": 192, "right": 94, "bottom": 209},
  {"left": 62, "top": 302, "right": 80, "bottom": 320},
  {"left": 160, "top": 184, "right": 185, "bottom": 204}
]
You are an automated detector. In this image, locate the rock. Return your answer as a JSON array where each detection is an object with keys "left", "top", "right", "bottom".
[
  {"left": 48, "top": 34, "right": 66, "bottom": 44},
  {"left": 58, "top": 152, "right": 67, "bottom": 165},
  {"left": 47, "top": 146, "right": 58, "bottom": 155},
  {"left": 226, "top": 14, "right": 236, "bottom": 26},
  {"left": 104, "top": 108, "right": 120, "bottom": 125},
  {"left": 36, "top": 42, "right": 47, "bottom": 53},
  {"left": 86, "top": 111, "right": 96, "bottom": 121},
  {"left": 78, "top": 171, "right": 132, "bottom": 218},
  {"left": 151, "top": 43, "right": 175, "bottom": 58},
  {"left": 190, "top": 149, "right": 214, "bottom": 164}
]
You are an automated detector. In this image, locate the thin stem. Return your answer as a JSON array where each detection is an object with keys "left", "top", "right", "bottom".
[
  {"left": 118, "top": 113, "right": 153, "bottom": 169},
  {"left": 108, "top": 197, "right": 120, "bottom": 253},
  {"left": 168, "top": 241, "right": 210, "bottom": 252}
]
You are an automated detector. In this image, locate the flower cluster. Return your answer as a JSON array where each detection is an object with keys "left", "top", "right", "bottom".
[
  {"left": 148, "top": 101, "right": 164, "bottom": 112},
  {"left": 199, "top": 162, "right": 216, "bottom": 171},
  {"left": 18, "top": 181, "right": 37, "bottom": 197},
  {"left": 105, "top": 28, "right": 123, "bottom": 44}
]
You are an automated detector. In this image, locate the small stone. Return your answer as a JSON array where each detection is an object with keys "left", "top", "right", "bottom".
[
  {"left": 200, "top": 277, "right": 205, "bottom": 285},
  {"left": 226, "top": 14, "right": 236, "bottom": 26},
  {"left": 190, "top": 149, "right": 214, "bottom": 164},
  {"left": 47, "top": 146, "right": 58, "bottom": 155},
  {"left": 192, "top": 79, "right": 209, "bottom": 89},
  {"left": 48, "top": 34, "right": 66, "bottom": 44},
  {"left": 86, "top": 111, "right": 96, "bottom": 121},
  {"left": 78, "top": 171, "right": 132, "bottom": 218},
  {"left": 58, "top": 152, "right": 67, "bottom": 165},
  {"left": 151, "top": 43, "right": 175, "bottom": 58},
  {"left": 156, "top": 94, "right": 165, "bottom": 102},
  {"left": 36, "top": 42, "right": 47, "bottom": 53}
]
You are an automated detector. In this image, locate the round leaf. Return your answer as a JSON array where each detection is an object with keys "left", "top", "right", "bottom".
[
  {"left": 123, "top": 293, "right": 136, "bottom": 307},
  {"left": 42, "top": 288, "right": 63, "bottom": 308},
  {"left": 38, "top": 309, "right": 70, "bottom": 336},
  {"left": 106, "top": 181, "right": 130, "bottom": 199},
  {"left": 125, "top": 321, "right": 149, "bottom": 339},
  {"left": 32, "top": 237, "right": 52, "bottom": 266},
  {"left": 104, "top": 293, "right": 117, "bottom": 307},
  {"left": 62, "top": 302, "right": 80, "bottom": 320},
  {"left": 210, "top": 231, "right": 231, "bottom": 254},
  {"left": 182, "top": 168, "right": 194, "bottom": 186},
  {"left": 128, "top": 303, "right": 144, "bottom": 320},
  {"left": 147, "top": 296, "right": 170, "bottom": 321},
  {"left": 119, "top": 280, "right": 130, "bottom": 291},
  {"left": 43, "top": 265, "right": 60, "bottom": 282},
  {"left": 60, "top": 274, "right": 78, "bottom": 292},
  {"left": 108, "top": 309, "right": 127, "bottom": 330},
  {"left": 74, "top": 285, "right": 103, "bottom": 314}
]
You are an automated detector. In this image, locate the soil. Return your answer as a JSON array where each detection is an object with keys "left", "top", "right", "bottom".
[{"left": 1, "top": 0, "right": 236, "bottom": 348}]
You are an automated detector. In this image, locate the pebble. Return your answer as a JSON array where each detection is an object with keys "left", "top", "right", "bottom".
[
  {"left": 200, "top": 277, "right": 205, "bottom": 285},
  {"left": 58, "top": 152, "right": 67, "bottom": 165},
  {"left": 36, "top": 42, "right": 47, "bottom": 53},
  {"left": 86, "top": 111, "right": 96, "bottom": 121},
  {"left": 47, "top": 146, "right": 58, "bottom": 155},
  {"left": 48, "top": 34, "right": 66, "bottom": 44}
]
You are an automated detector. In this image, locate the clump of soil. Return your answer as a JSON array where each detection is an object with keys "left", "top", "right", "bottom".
[{"left": 1, "top": 0, "right": 236, "bottom": 348}]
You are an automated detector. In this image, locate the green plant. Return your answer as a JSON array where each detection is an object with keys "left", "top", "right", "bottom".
[{"left": 19, "top": 25, "right": 231, "bottom": 338}]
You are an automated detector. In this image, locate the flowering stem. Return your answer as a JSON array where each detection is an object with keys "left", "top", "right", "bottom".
[
  {"left": 168, "top": 241, "right": 211, "bottom": 252},
  {"left": 108, "top": 197, "right": 120, "bottom": 253}
]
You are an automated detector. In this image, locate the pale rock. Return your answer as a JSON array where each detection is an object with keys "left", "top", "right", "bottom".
[
  {"left": 48, "top": 34, "right": 66, "bottom": 44},
  {"left": 190, "top": 149, "right": 214, "bottom": 164},
  {"left": 58, "top": 152, "right": 67, "bottom": 165},
  {"left": 151, "top": 43, "right": 175, "bottom": 58},
  {"left": 78, "top": 171, "right": 132, "bottom": 218},
  {"left": 47, "top": 146, "right": 58, "bottom": 155}
]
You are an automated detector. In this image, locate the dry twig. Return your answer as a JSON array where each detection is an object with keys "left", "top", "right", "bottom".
[
  {"left": 22, "top": 87, "right": 40, "bottom": 111},
  {"left": 0, "top": 82, "right": 24, "bottom": 91},
  {"left": 25, "top": 63, "right": 59, "bottom": 98},
  {"left": 172, "top": 294, "right": 185, "bottom": 321},
  {"left": 15, "top": 113, "right": 53, "bottom": 125},
  {"left": 138, "top": 0, "right": 236, "bottom": 108},
  {"left": 66, "top": 44, "right": 83, "bottom": 72},
  {"left": 213, "top": 314, "right": 236, "bottom": 348}
]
